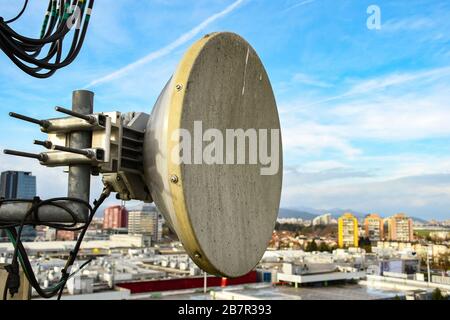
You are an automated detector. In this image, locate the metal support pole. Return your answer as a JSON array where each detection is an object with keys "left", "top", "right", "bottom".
[
  {"left": 0, "top": 91, "right": 95, "bottom": 225},
  {"left": 68, "top": 90, "right": 93, "bottom": 222}
]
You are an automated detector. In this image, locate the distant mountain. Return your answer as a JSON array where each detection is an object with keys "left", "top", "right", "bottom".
[
  {"left": 290, "top": 206, "right": 324, "bottom": 216},
  {"left": 292, "top": 206, "right": 364, "bottom": 218},
  {"left": 282, "top": 207, "right": 365, "bottom": 219},
  {"left": 280, "top": 207, "right": 429, "bottom": 224},
  {"left": 278, "top": 208, "right": 317, "bottom": 220},
  {"left": 325, "top": 208, "right": 366, "bottom": 219},
  {"left": 410, "top": 217, "right": 429, "bottom": 224}
]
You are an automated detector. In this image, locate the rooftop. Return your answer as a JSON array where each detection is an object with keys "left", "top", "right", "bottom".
[{"left": 141, "top": 283, "right": 403, "bottom": 301}]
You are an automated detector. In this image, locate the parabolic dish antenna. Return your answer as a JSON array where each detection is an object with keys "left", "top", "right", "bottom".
[
  {"left": 144, "top": 32, "right": 283, "bottom": 277},
  {"left": 1, "top": 32, "right": 283, "bottom": 280}
]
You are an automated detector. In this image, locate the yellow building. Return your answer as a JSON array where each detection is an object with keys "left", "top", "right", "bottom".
[{"left": 338, "top": 213, "right": 359, "bottom": 248}]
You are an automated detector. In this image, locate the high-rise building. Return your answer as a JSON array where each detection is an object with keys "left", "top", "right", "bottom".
[
  {"left": 0, "top": 171, "right": 37, "bottom": 242},
  {"left": 103, "top": 205, "right": 128, "bottom": 230},
  {"left": 338, "top": 213, "right": 359, "bottom": 248},
  {"left": 128, "top": 204, "right": 163, "bottom": 243},
  {"left": 364, "top": 214, "right": 384, "bottom": 241},
  {"left": 312, "top": 213, "right": 332, "bottom": 226},
  {"left": 388, "top": 213, "right": 414, "bottom": 242},
  {"left": 0, "top": 171, "right": 36, "bottom": 199}
]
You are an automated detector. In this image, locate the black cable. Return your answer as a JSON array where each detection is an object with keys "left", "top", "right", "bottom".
[
  {"left": 0, "top": 1, "right": 72, "bottom": 45},
  {"left": 0, "top": 0, "right": 94, "bottom": 78},
  {"left": 1, "top": 187, "right": 110, "bottom": 299},
  {"left": 4, "top": 0, "right": 29, "bottom": 24},
  {"left": 1, "top": 196, "right": 91, "bottom": 299},
  {"left": 0, "top": 2, "right": 87, "bottom": 70},
  {"left": 4, "top": 227, "right": 94, "bottom": 299},
  {"left": 57, "top": 189, "right": 110, "bottom": 300},
  {"left": 0, "top": 2, "right": 78, "bottom": 66}
]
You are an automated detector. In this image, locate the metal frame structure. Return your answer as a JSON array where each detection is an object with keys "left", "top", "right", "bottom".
[{"left": 0, "top": 90, "right": 151, "bottom": 225}]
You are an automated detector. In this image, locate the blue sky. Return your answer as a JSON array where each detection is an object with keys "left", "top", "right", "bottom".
[{"left": 0, "top": 0, "right": 449, "bottom": 220}]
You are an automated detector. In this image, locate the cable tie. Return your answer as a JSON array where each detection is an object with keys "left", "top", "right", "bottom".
[{"left": 31, "top": 196, "right": 42, "bottom": 223}]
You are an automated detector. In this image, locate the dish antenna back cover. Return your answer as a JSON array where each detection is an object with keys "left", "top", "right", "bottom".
[{"left": 144, "top": 32, "right": 282, "bottom": 278}]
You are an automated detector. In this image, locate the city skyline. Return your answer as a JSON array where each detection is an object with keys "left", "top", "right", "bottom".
[
  {"left": 0, "top": 169, "right": 447, "bottom": 222},
  {"left": 0, "top": 1, "right": 449, "bottom": 220}
]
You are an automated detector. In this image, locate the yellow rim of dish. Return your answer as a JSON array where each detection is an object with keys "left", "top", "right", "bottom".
[{"left": 167, "top": 32, "right": 222, "bottom": 276}]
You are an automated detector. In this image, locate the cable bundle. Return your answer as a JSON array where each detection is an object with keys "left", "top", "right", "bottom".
[
  {"left": 0, "top": 0, "right": 94, "bottom": 78},
  {"left": 0, "top": 187, "right": 110, "bottom": 300}
]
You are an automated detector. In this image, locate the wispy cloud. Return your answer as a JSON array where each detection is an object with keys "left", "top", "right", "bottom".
[
  {"left": 282, "top": 173, "right": 450, "bottom": 220},
  {"left": 279, "top": 64, "right": 450, "bottom": 200},
  {"left": 329, "top": 91, "right": 450, "bottom": 141},
  {"left": 346, "top": 66, "right": 450, "bottom": 95},
  {"left": 282, "top": 122, "right": 362, "bottom": 158},
  {"left": 284, "top": 166, "right": 374, "bottom": 185},
  {"left": 303, "top": 66, "right": 450, "bottom": 107},
  {"left": 284, "top": 0, "right": 316, "bottom": 12},
  {"left": 85, "top": 0, "right": 246, "bottom": 88},
  {"left": 292, "top": 72, "right": 331, "bottom": 88},
  {"left": 382, "top": 17, "right": 435, "bottom": 32}
]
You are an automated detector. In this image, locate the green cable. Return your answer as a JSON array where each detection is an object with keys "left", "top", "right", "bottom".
[
  {"left": 5, "top": 229, "right": 65, "bottom": 292},
  {"left": 5, "top": 229, "right": 30, "bottom": 280},
  {"left": 51, "top": 1, "right": 58, "bottom": 17},
  {"left": 40, "top": 14, "right": 50, "bottom": 39},
  {"left": 63, "top": 2, "right": 72, "bottom": 20},
  {"left": 5, "top": 228, "right": 92, "bottom": 293}
]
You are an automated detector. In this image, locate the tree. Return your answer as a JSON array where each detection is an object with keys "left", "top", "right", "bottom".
[
  {"left": 275, "top": 222, "right": 303, "bottom": 233},
  {"left": 437, "top": 253, "right": 450, "bottom": 271},
  {"left": 306, "top": 239, "right": 318, "bottom": 252},
  {"left": 363, "top": 244, "right": 372, "bottom": 253},
  {"left": 359, "top": 237, "right": 372, "bottom": 253},
  {"left": 431, "top": 288, "right": 446, "bottom": 300},
  {"left": 318, "top": 242, "right": 330, "bottom": 252}
]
